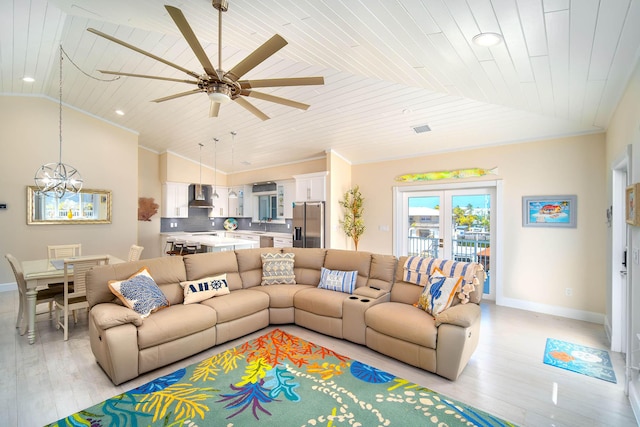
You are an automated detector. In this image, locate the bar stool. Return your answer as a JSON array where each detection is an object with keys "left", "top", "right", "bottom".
[
  {"left": 182, "top": 243, "right": 200, "bottom": 254},
  {"left": 165, "top": 238, "right": 184, "bottom": 256}
]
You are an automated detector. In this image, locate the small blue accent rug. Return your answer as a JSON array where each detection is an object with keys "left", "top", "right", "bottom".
[{"left": 543, "top": 338, "right": 617, "bottom": 383}]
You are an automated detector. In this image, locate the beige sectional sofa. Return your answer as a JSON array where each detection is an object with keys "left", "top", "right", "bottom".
[{"left": 85, "top": 247, "right": 484, "bottom": 385}]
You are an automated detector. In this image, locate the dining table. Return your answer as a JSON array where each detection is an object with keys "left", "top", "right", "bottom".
[{"left": 21, "top": 254, "right": 123, "bottom": 344}]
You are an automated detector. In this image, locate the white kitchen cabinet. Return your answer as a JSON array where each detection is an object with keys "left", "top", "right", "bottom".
[
  {"left": 276, "top": 180, "right": 295, "bottom": 219},
  {"left": 227, "top": 186, "right": 245, "bottom": 217},
  {"left": 294, "top": 172, "right": 327, "bottom": 202},
  {"left": 161, "top": 182, "right": 189, "bottom": 218},
  {"left": 208, "top": 186, "right": 228, "bottom": 218}
]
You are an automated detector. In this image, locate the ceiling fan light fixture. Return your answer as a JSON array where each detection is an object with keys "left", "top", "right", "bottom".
[
  {"left": 208, "top": 84, "right": 232, "bottom": 104},
  {"left": 472, "top": 32, "right": 503, "bottom": 47}
]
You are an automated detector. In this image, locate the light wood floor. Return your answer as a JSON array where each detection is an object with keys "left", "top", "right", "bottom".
[{"left": 0, "top": 290, "right": 636, "bottom": 427}]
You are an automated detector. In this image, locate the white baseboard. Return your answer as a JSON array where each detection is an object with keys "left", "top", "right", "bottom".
[
  {"left": 497, "top": 296, "right": 605, "bottom": 324},
  {"left": 0, "top": 282, "right": 16, "bottom": 293},
  {"left": 629, "top": 381, "right": 640, "bottom": 424}
]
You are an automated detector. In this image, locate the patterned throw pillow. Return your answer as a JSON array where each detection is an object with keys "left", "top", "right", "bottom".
[
  {"left": 261, "top": 253, "right": 296, "bottom": 285},
  {"left": 417, "top": 268, "right": 462, "bottom": 315},
  {"left": 180, "top": 274, "right": 230, "bottom": 304},
  {"left": 317, "top": 267, "right": 357, "bottom": 294},
  {"left": 108, "top": 267, "right": 169, "bottom": 318}
]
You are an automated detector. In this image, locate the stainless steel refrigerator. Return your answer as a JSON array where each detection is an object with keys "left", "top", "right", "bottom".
[{"left": 292, "top": 202, "right": 325, "bottom": 248}]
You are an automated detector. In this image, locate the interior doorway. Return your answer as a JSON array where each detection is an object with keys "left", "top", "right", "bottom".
[{"left": 611, "top": 150, "right": 630, "bottom": 397}]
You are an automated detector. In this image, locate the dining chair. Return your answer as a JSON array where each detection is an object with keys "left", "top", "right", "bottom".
[
  {"left": 47, "top": 244, "right": 82, "bottom": 261},
  {"left": 5, "top": 254, "right": 62, "bottom": 335},
  {"left": 128, "top": 244, "right": 144, "bottom": 262},
  {"left": 54, "top": 255, "right": 110, "bottom": 341}
]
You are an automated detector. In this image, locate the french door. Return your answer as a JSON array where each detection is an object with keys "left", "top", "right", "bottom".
[{"left": 395, "top": 185, "right": 496, "bottom": 298}]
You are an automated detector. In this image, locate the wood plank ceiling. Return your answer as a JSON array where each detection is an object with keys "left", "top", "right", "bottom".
[{"left": 2, "top": 0, "right": 639, "bottom": 173}]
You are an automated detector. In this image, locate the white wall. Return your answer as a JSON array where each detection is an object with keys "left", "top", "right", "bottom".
[
  {"left": 0, "top": 96, "right": 138, "bottom": 284},
  {"left": 606, "top": 58, "right": 640, "bottom": 417},
  {"left": 138, "top": 147, "right": 162, "bottom": 258},
  {"left": 352, "top": 133, "right": 607, "bottom": 321}
]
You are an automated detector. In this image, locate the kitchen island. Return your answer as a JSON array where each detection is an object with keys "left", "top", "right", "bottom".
[{"left": 161, "top": 232, "right": 258, "bottom": 253}]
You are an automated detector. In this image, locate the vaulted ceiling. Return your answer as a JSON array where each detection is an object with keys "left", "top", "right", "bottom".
[{"left": 3, "top": 0, "right": 639, "bottom": 172}]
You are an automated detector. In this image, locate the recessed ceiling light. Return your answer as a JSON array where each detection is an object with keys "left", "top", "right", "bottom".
[
  {"left": 115, "top": 110, "right": 125, "bottom": 116},
  {"left": 22, "top": 76, "right": 35, "bottom": 82},
  {"left": 472, "top": 32, "right": 503, "bottom": 47}
]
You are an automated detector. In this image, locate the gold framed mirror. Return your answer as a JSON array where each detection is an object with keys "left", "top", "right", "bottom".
[{"left": 27, "top": 186, "right": 112, "bottom": 225}]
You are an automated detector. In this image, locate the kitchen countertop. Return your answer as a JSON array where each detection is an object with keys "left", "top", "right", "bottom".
[
  {"left": 161, "top": 230, "right": 292, "bottom": 239},
  {"left": 160, "top": 232, "right": 259, "bottom": 249}
]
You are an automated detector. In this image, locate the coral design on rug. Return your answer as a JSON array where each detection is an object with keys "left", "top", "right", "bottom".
[{"left": 46, "top": 328, "right": 517, "bottom": 426}]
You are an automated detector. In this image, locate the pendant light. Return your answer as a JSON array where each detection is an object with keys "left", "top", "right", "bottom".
[
  {"left": 34, "top": 45, "right": 83, "bottom": 198},
  {"left": 228, "top": 131, "right": 238, "bottom": 199},
  {"left": 189, "top": 143, "right": 213, "bottom": 208},
  {"left": 212, "top": 137, "right": 219, "bottom": 200}
]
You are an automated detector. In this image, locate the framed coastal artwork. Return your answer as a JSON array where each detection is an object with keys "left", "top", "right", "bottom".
[
  {"left": 626, "top": 184, "right": 640, "bottom": 226},
  {"left": 522, "top": 195, "right": 577, "bottom": 228}
]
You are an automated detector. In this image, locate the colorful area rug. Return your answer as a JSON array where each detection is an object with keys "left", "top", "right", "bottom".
[
  {"left": 47, "top": 329, "right": 516, "bottom": 426},
  {"left": 543, "top": 338, "right": 617, "bottom": 383}
]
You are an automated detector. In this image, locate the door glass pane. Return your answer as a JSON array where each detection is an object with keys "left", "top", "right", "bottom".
[
  {"left": 407, "top": 196, "right": 440, "bottom": 258},
  {"left": 451, "top": 194, "right": 491, "bottom": 293}
]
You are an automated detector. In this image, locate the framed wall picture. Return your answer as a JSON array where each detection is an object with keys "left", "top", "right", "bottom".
[
  {"left": 522, "top": 195, "right": 577, "bottom": 228},
  {"left": 626, "top": 184, "right": 640, "bottom": 226}
]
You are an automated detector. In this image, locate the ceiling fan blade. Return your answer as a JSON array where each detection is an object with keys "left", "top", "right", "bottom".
[
  {"left": 151, "top": 89, "right": 203, "bottom": 103},
  {"left": 225, "top": 34, "right": 288, "bottom": 82},
  {"left": 87, "top": 28, "right": 200, "bottom": 79},
  {"left": 242, "top": 90, "right": 310, "bottom": 110},
  {"left": 234, "top": 97, "right": 269, "bottom": 121},
  {"left": 209, "top": 102, "right": 221, "bottom": 118},
  {"left": 98, "top": 70, "right": 198, "bottom": 84},
  {"left": 240, "top": 76, "right": 324, "bottom": 89},
  {"left": 165, "top": 6, "right": 219, "bottom": 78}
]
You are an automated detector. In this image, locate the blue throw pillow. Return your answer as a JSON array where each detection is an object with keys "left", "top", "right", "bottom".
[
  {"left": 317, "top": 267, "right": 358, "bottom": 294},
  {"left": 109, "top": 267, "right": 170, "bottom": 318}
]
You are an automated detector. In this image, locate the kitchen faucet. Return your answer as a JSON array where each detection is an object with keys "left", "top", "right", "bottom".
[{"left": 260, "top": 217, "right": 269, "bottom": 231}]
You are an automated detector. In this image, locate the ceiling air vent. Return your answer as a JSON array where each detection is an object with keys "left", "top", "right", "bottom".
[{"left": 412, "top": 124, "right": 432, "bottom": 134}]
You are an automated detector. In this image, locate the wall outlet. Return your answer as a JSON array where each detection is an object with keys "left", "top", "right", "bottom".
[
  {"left": 565, "top": 288, "right": 573, "bottom": 297},
  {"left": 378, "top": 225, "right": 389, "bottom": 232},
  {"left": 249, "top": 222, "right": 252, "bottom": 227},
  {"left": 211, "top": 221, "right": 215, "bottom": 226},
  {"left": 287, "top": 223, "right": 291, "bottom": 229}
]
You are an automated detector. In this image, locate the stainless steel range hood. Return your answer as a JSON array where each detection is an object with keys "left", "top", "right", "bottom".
[{"left": 189, "top": 184, "right": 213, "bottom": 208}]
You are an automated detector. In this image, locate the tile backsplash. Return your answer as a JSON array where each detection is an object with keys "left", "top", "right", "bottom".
[{"left": 161, "top": 207, "right": 291, "bottom": 233}]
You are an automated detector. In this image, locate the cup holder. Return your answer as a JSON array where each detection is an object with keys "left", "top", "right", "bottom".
[
  {"left": 348, "top": 296, "right": 359, "bottom": 300},
  {"left": 360, "top": 299, "right": 370, "bottom": 303}
]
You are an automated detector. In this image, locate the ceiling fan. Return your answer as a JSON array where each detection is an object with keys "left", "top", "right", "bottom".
[{"left": 87, "top": 0, "right": 324, "bottom": 121}]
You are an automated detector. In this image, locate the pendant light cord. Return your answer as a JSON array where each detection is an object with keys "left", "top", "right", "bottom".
[
  {"left": 60, "top": 45, "right": 120, "bottom": 82},
  {"left": 58, "top": 45, "right": 63, "bottom": 165}
]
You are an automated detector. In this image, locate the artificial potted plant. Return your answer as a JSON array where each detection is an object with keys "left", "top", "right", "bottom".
[{"left": 339, "top": 185, "right": 365, "bottom": 250}]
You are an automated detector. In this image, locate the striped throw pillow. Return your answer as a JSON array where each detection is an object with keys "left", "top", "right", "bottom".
[{"left": 317, "top": 267, "right": 358, "bottom": 294}]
